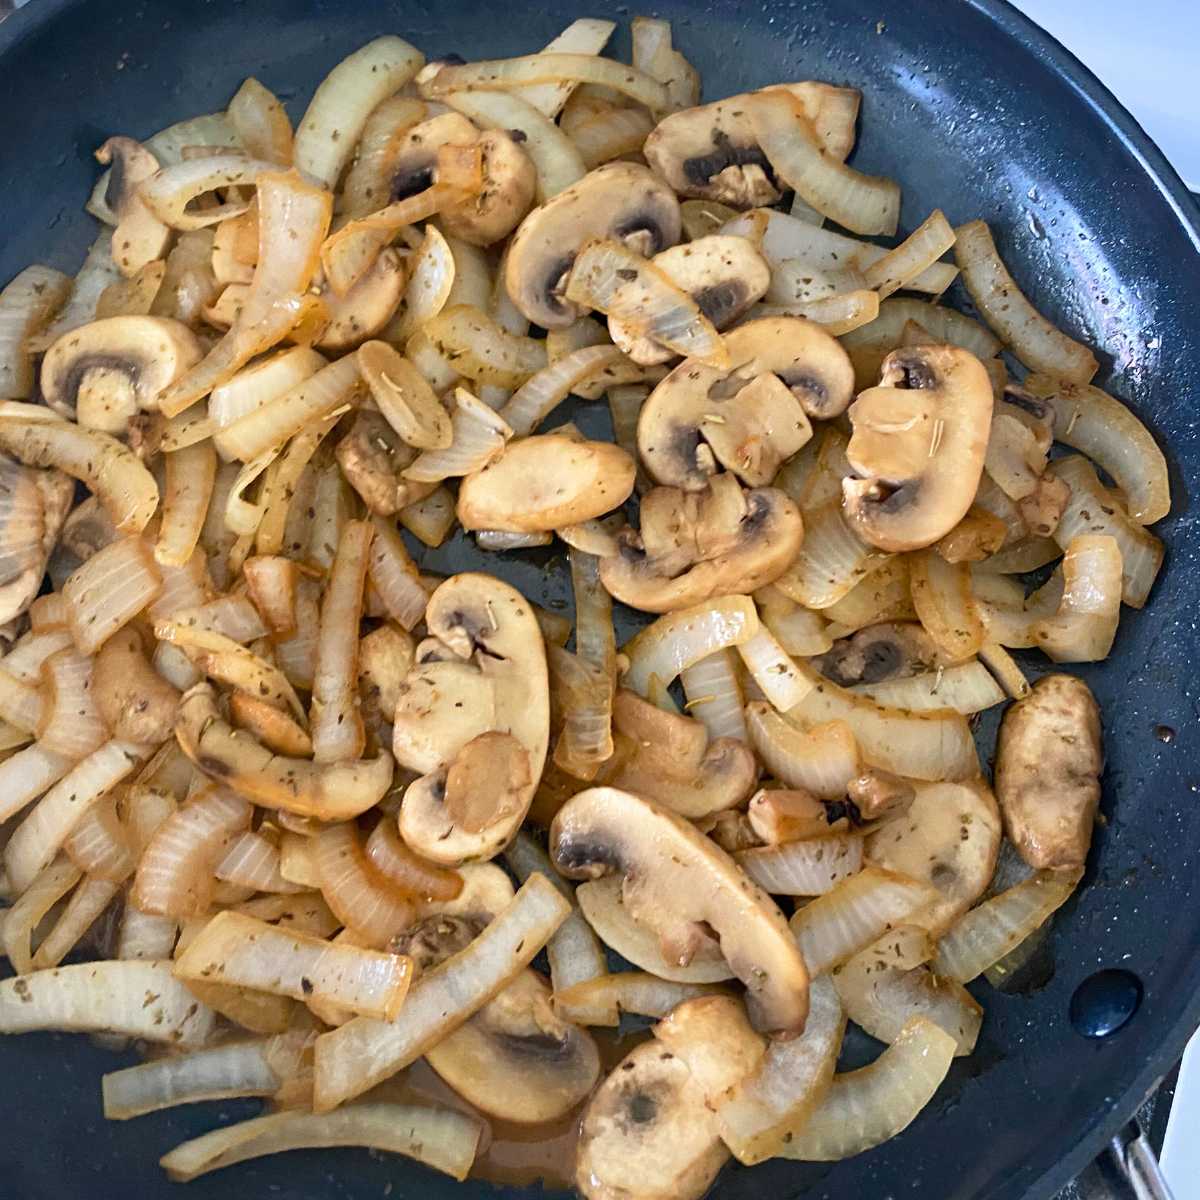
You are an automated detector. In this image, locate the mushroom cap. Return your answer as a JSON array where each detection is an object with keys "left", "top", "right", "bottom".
[
  {"left": 552, "top": 786, "right": 809, "bottom": 1037},
  {"left": 41, "top": 316, "right": 204, "bottom": 431},
  {"left": 440, "top": 130, "right": 537, "bottom": 247},
  {"left": 843, "top": 344, "right": 994, "bottom": 553},
  {"left": 608, "top": 235, "right": 771, "bottom": 366},
  {"left": 599, "top": 481, "right": 803, "bottom": 614},
  {"left": 426, "top": 968, "right": 601, "bottom": 1124},
  {"left": 505, "top": 163, "right": 682, "bottom": 329},
  {"left": 389, "top": 112, "right": 481, "bottom": 199},
  {"left": 813, "top": 621, "right": 941, "bottom": 687},
  {"left": 575, "top": 1040, "right": 727, "bottom": 1200},
  {"left": 652, "top": 994, "right": 766, "bottom": 1101},
  {"left": 316, "top": 248, "right": 407, "bottom": 352},
  {"left": 457, "top": 435, "right": 636, "bottom": 533}
]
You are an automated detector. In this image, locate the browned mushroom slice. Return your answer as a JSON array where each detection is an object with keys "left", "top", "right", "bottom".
[
  {"left": 94, "top": 137, "right": 172, "bottom": 276},
  {"left": 552, "top": 787, "right": 809, "bottom": 1037},
  {"left": 505, "top": 163, "right": 682, "bottom": 329},
  {"left": 994, "top": 673, "right": 1102, "bottom": 870},
  {"left": 335, "top": 411, "right": 435, "bottom": 516},
  {"left": 843, "top": 344, "right": 993, "bottom": 553},
  {"left": 315, "top": 248, "right": 407, "bottom": 353},
  {"left": 812, "top": 622, "right": 940, "bottom": 687},
  {"left": 92, "top": 626, "right": 180, "bottom": 744}
]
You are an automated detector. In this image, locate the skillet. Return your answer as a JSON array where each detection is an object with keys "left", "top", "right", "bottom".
[{"left": 0, "top": 0, "right": 1198, "bottom": 1197}]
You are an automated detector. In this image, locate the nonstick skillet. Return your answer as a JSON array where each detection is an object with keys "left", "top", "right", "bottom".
[{"left": 0, "top": 0, "right": 1198, "bottom": 1198}]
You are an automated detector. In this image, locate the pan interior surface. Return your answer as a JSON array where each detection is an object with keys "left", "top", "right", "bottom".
[{"left": 0, "top": 1, "right": 1198, "bottom": 1198}]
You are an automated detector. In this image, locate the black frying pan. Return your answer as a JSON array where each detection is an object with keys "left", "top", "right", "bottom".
[{"left": 1, "top": 1, "right": 1199, "bottom": 1198}]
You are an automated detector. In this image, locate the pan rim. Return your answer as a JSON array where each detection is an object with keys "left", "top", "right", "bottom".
[{"left": 1, "top": 0, "right": 1198, "bottom": 1196}]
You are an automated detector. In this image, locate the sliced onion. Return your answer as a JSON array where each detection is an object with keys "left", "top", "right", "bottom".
[
  {"left": 908, "top": 549, "right": 985, "bottom": 662},
  {"left": 253, "top": 414, "right": 341, "bottom": 558},
  {"left": 501, "top": 344, "right": 627, "bottom": 437},
  {"left": 365, "top": 820, "right": 463, "bottom": 903},
  {"left": 117, "top": 907, "right": 179, "bottom": 960},
  {"left": 131, "top": 786, "right": 252, "bottom": 918},
  {"left": 422, "top": 53, "right": 669, "bottom": 112},
  {"left": 735, "top": 628, "right": 816, "bottom": 712},
  {"left": 0, "top": 665, "right": 43, "bottom": 734},
  {"left": 785, "top": 660, "right": 978, "bottom": 782},
  {"left": 103, "top": 1038, "right": 279, "bottom": 1119},
  {"left": 385, "top": 226, "right": 456, "bottom": 344},
  {"left": 28, "top": 233, "right": 121, "bottom": 351},
  {"left": 954, "top": 220, "right": 1097, "bottom": 382},
  {"left": 754, "top": 586, "right": 833, "bottom": 657},
  {"left": 2, "top": 628, "right": 74, "bottom": 682},
  {"left": 0, "top": 959, "right": 216, "bottom": 1045},
  {"left": 36, "top": 648, "right": 108, "bottom": 759},
  {"left": 566, "top": 102, "right": 654, "bottom": 170},
  {"left": 622, "top": 595, "right": 758, "bottom": 700},
  {"left": 750, "top": 91, "right": 899, "bottom": 236},
  {"left": 775, "top": 500, "right": 889, "bottom": 610},
  {"left": 1024, "top": 373, "right": 1169, "bottom": 525},
  {"left": 32, "top": 874, "right": 125, "bottom": 969},
  {"left": 862, "top": 210, "right": 956, "bottom": 297},
  {"left": 139, "top": 155, "right": 279, "bottom": 229},
  {"left": 854, "top": 661, "right": 1005, "bottom": 715},
  {"left": 512, "top": 18, "right": 617, "bottom": 115},
  {"left": 752, "top": 289, "right": 882, "bottom": 336},
  {"left": 366, "top": 517, "right": 428, "bottom": 631},
  {"left": 564, "top": 239, "right": 728, "bottom": 367},
  {"left": 177, "top": 593, "right": 269, "bottom": 643},
  {"left": 313, "top": 873, "right": 570, "bottom": 1111},
  {"left": 235, "top": 890, "right": 340, "bottom": 939},
  {"left": 0, "top": 408, "right": 159, "bottom": 534},
  {"left": 735, "top": 837, "right": 863, "bottom": 896},
  {"left": 1029, "top": 534, "right": 1122, "bottom": 662},
  {"left": 5, "top": 740, "right": 145, "bottom": 894},
  {"left": 29, "top": 592, "right": 68, "bottom": 632},
  {"left": 403, "top": 388, "right": 513, "bottom": 483},
  {"left": 279, "top": 832, "right": 323, "bottom": 891},
  {"left": 554, "top": 972, "right": 723, "bottom": 1027},
  {"left": 978, "top": 641, "right": 1031, "bottom": 700},
  {"left": 161, "top": 1102, "right": 482, "bottom": 1183},
  {"left": 420, "top": 305, "right": 547, "bottom": 389},
  {"left": 0, "top": 743, "right": 73, "bottom": 823},
  {"left": 341, "top": 95, "right": 429, "bottom": 218},
  {"left": 1050, "top": 454, "right": 1162, "bottom": 608},
  {"left": 745, "top": 705, "right": 859, "bottom": 799},
  {"left": 777, "top": 1016, "right": 955, "bottom": 1160},
  {"left": 716, "top": 975, "right": 844, "bottom": 1164},
  {"left": 314, "top": 822, "right": 415, "bottom": 948},
  {"left": 241, "top": 555, "right": 298, "bottom": 635},
  {"left": 357, "top": 340, "right": 451, "bottom": 451},
  {"left": 477, "top": 529, "right": 551, "bottom": 551},
  {"left": 765, "top": 260, "right": 867, "bottom": 305},
  {"left": 790, "top": 865, "right": 939, "bottom": 975},
  {"left": 444, "top": 89, "right": 586, "bottom": 201},
  {"left": 228, "top": 77, "right": 293, "bottom": 165},
  {"left": 274, "top": 578, "right": 321, "bottom": 690},
  {"left": 2, "top": 856, "right": 81, "bottom": 974},
  {"left": 681, "top": 649, "right": 747, "bottom": 742},
  {"left": 215, "top": 830, "right": 302, "bottom": 894},
  {"left": 549, "top": 646, "right": 612, "bottom": 779},
  {"left": 934, "top": 868, "right": 1082, "bottom": 983},
  {"left": 155, "top": 439, "right": 217, "bottom": 567},
  {"left": 62, "top": 535, "right": 161, "bottom": 655},
  {"left": 0, "top": 265, "right": 71, "bottom": 398}
]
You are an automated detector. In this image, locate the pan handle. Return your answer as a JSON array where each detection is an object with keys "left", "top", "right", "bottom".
[{"left": 1090, "top": 1119, "right": 1175, "bottom": 1200}]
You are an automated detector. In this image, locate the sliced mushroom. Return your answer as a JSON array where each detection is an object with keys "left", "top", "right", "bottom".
[
  {"left": 994, "top": 673, "right": 1102, "bottom": 870},
  {"left": 389, "top": 112, "right": 482, "bottom": 199},
  {"left": 846, "top": 768, "right": 915, "bottom": 824},
  {"left": 552, "top": 786, "right": 809, "bottom": 1037},
  {"left": 599, "top": 475, "right": 803, "bottom": 614},
  {"left": 575, "top": 1039, "right": 728, "bottom": 1200},
  {"left": 593, "top": 689, "right": 757, "bottom": 818},
  {"left": 505, "top": 163, "right": 682, "bottom": 329},
  {"left": 41, "top": 316, "right": 203, "bottom": 432},
  {"left": 442, "top": 130, "right": 537, "bottom": 246},
  {"left": 843, "top": 345, "right": 993, "bottom": 553},
  {"left": 0, "top": 456, "right": 73, "bottom": 624},
  {"left": 864, "top": 780, "right": 1002, "bottom": 935},
  {"left": 94, "top": 137, "right": 172, "bottom": 276},
  {"left": 335, "top": 410, "right": 436, "bottom": 515},
  {"left": 426, "top": 967, "right": 601, "bottom": 1123},
  {"left": 457, "top": 435, "right": 636, "bottom": 533},
  {"left": 92, "top": 626, "right": 180, "bottom": 744},
  {"left": 609, "top": 236, "right": 771, "bottom": 366},
  {"left": 747, "top": 787, "right": 855, "bottom": 843},
  {"left": 652, "top": 994, "right": 766, "bottom": 1102},
  {"left": 315, "top": 248, "right": 406, "bottom": 352},
  {"left": 396, "top": 573, "right": 549, "bottom": 862},
  {"left": 813, "top": 622, "right": 940, "bottom": 687}
]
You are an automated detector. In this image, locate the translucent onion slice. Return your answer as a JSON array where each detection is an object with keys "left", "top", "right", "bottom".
[
  {"left": 139, "top": 155, "right": 280, "bottom": 229},
  {"left": 854, "top": 661, "right": 1005, "bottom": 715},
  {"left": 754, "top": 586, "right": 833, "bottom": 657},
  {"left": 5, "top": 739, "right": 145, "bottom": 894},
  {"left": 0, "top": 959, "right": 216, "bottom": 1046},
  {"left": 550, "top": 646, "right": 613, "bottom": 779},
  {"left": 1029, "top": 534, "right": 1122, "bottom": 662},
  {"left": 160, "top": 1102, "right": 482, "bottom": 1184},
  {"left": 209, "top": 346, "right": 326, "bottom": 459},
  {"left": 313, "top": 873, "right": 570, "bottom": 1111},
  {"left": 785, "top": 659, "right": 978, "bottom": 782},
  {"left": 357, "top": 341, "right": 451, "bottom": 451},
  {"left": 777, "top": 1016, "right": 955, "bottom": 1160},
  {"left": 774, "top": 500, "right": 889, "bottom": 611},
  {"left": 177, "top": 593, "right": 270, "bottom": 643},
  {"left": 0, "top": 407, "right": 158, "bottom": 534},
  {"left": 513, "top": 18, "right": 617, "bottom": 115},
  {"left": 422, "top": 53, "right": 669, "bottom": 112},
  {"left": 0, "top": 743, "right": 73, "bottom": 823},
  {"left": 622, "top": 595, "right": 758, "bottom": 699},
  {"left": 954, "top": 220, "right": 1097, "bottom": 383},
  {"left": 155, "top": 439, "right": 217, "bottom": 567},
  {"left": 2, "top": 628, "right": 74, "bottom": 681},
  {"left": 735, "top": 836, "right": 863, "bottom": 896},
  {"left": 681, "top": 649, "right": 747, "bottom": 743},
  {"left": 35, "top": 648, "right": 107, "bottom": 759},
  {"left": 32, "top": 874, "right": 125, "bottom": 969},
  {"left": 790, "top": 866, "right": 939, "bottom": 975},
  {"left": 293, "top": 36, "right": 426, "bottom": 189},
  {"left": 554, "top": 973, "right": 724, "bottom": 1027},
  {"left": 384, "top": 225, "right": 456, "bottom": 342},
  {"left": 366, "top": 516, "right": 428, "bottom": 631},
  {"left": 273, "top": 577, "right": 321, "bottom": 690},
  {"left": 750, "top": 91, "right": 899, "bottom": 236},
  {"left": 419, "top": 305, "right": 547, "bottom": 390},
  {"left": 403, "top": 388, "right": 513, "bottom": 483},
  {"left": 716, "top": 975, "right": 845, "bottom": 1164},
  {"left": 2, "top": 856, "right": 81, "bottom": 974},
  {"left": 117, "top": 907, "right": 179, "bottom": 961},
  {"left": 564, "top": 239, "right": 728, "bottom": 367},
  {"left": 745, "top": 705, "right": 859, "bottom": 800},
  {"left": 501, "top": 344, "right": 627, "bottom": 436},
  {"left": 567, "top": 103, "right": 655, "bottom": 171},
  {"left": 241, "top": 555, "right": 298, "bottom": 636},
  {"left": 228, "top": 77, "right": 293, "bottom": 165},
  {"left": 978, "top": 641, "right": 1031, "bottom": 700},
  {"left": 365, "top": 820, "right": 463, "bottom": 903},
  {"left": 908, "top": 549, "right": 985, "bottom": 661},
  {"left": 131, "top": 786, "right": 252, "bottom": 918},
  {"left": 735, "top": 628, "right": 815, "bottom": 712},
  {"left": 477, "top": 529, "right": 552, "bottom": 551},
  {"left": 27, "top": 234, "right": 119, "bottom": 352},
  {"left": 444, "top": 89, "right": 586, "bottom": 201},
  {"left": 0, "top": 265, "right": 71, "bottom": 398},
  {"left": 1050, "top": 455, "right": 1162, "bottom": 608},
  {"left": 314, "top": 822, "right": 415, "bottom": 948},
  {"left": 820, "top": 557, "right": 915, "bottom": 638},
  {"left": 1024, "top": 373, "right": 1169, "bottom": 525},
  {"left": 60, "top": 791, "right": 130, "bottom": 888},
  {"left": 215, "top": 830, "right": 302, "bottom": 894},
  {"left": 752, "top": 290, "right": 882, "bottom": 336},
  {"left": 103, "top": 1038, "right": 280, "bottom": 1119},
  {"left": 862, "top": 209, "right": 956, "bottom": 298},
  {"left": 0, "top": 664, "right": 43, "bottom": 734},
  {"left": 176, "top": 910, "right": 413, "bottom": 1021},
  {"left": 62, "top": 535, "right": 161, "bottom": 656},
  {"left": 29, "top": 592, "right": 68, "bottom": 631}
]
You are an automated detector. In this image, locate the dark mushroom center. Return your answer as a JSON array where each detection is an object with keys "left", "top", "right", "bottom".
[
  {"left": 627, "top": 1092, "right": 658, "bottom": 1124},
  {"left": 552, "top": 834, "right": 623, "bottom": 877},
  {"left": 390, "top": 161, "right": 436, "bottom": 201},
  {"left": 62, "top": 353, "right": 140, "bottom": 405},
  {"left": 694, "top": 280, "right": 747, "bottom": 328},
  {"left": 683, "top": 130, "right": 778, "bottom": 190}
]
